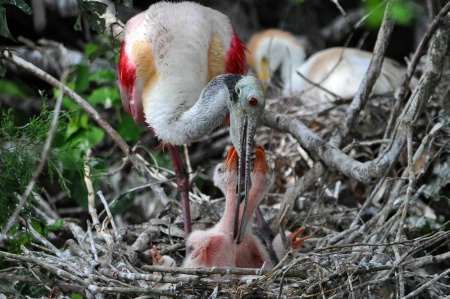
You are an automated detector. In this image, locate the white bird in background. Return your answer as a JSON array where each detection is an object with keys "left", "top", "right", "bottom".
[
  {"left": 246, "top": 29, "right": 307, "bottom": 93},
  {"left": 246, "top": 29, "right": 410, "bottom": 108},
  {"left": 118, "top": 2, "right": 266, "bottom": 236}
]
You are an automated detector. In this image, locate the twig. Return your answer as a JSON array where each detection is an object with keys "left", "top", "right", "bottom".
[
  {"left": 403, "top": 267, "right": 450, "bottom": 299},
  {"left": 84, "top": 150, "right": 101, "bottom": 233},
  {"left": 23, "top": 218, "right": 62, "bottom": 257},
  {"left": 86, "top": 285, "right": 177, "bottom": 297},
  {"left": 98, "top": 191, "right": 118, "bottom": 233},
  {"left": 86, "top": 220, "right": 99, "bottom": 262},
  {"left": 330, "top": 0, "right": 395, "bottom": 147},
  {"left": 384, "top": 0, "right": 450, "bottom": 139},
  {"left": 0, "top": 250, "right": 87, "bottom": 286}
]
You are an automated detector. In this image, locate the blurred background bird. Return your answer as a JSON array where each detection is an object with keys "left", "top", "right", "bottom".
[
  {"left": 118, "top": 1, "right": 266, "bottom": 237},
  {"left": 246, "top": 29, "right": 413, "bottom": 110}
]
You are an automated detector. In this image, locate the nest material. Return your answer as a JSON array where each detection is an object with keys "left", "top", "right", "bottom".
[{"left": 2, "top": 67, "right": 449, "bottom": 298}]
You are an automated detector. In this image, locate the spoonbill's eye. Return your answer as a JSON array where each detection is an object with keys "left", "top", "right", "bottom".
[
  {"left": 248, "top": 97, "right": 258, "bottom": 106},
  {"left": 236, "top": 86, "right": 242, "bottom": 96}
]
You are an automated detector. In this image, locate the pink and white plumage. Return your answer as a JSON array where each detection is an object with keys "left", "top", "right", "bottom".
[
  {"left": 183, "top": 147, "right": 240, "bottom": 269},
  {"left": 235, "top": 146, "right": 274, "bottom": 269},
  {"left": 184, "top": 146, "right": 308, "bottom": 270},
  {"left": 119, "top": 1, "right": 250, "bottom": 144},
  {"left": 183, "top": 146, "right": 273, "bottom": 270},
  {"left": 118, "top": 2, "right": 265, "bottom": 236}
]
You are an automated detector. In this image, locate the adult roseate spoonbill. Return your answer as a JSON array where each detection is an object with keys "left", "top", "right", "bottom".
[
  {"left": 246, "top": 29, "right": 409, "bottom": 103},
  {"left": 118, "top": 2, "right": 265, "bottom": 236}
]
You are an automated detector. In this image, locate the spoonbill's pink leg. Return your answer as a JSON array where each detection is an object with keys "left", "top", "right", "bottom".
[{"left": 167, "top": 144, "right": 192, "bottom": 236}]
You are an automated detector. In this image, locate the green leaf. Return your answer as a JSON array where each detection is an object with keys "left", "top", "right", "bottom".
[
  {"left": 85, "top": 125, "right": 105, "bottom": 147},
  {"left": 84, "top": 43, "right": 98, "bottom": 59},
  {"left": 0, "top": 0, "right": 32, "bottom": 14},
  {"left": 31, "top": 220, "right": 42, "bottom": 234},
  {"left": 48, "top": 219, "right": 65, "bottom": 231},
  {"left": 0, "top": 7, "right": 14, "bottom": 40},
  {"left": 55, "top": 82, "right": 80, "bottom": 111},
  {"left": 0, "top": 79, "right": 27, "bottom": 97},
  {"left": 290, "top": 0, "right": 305, "bottom": 4},
  {"left": 62, "top": 95, "right": 81, "bottom": 111},
  {"left": 89, "top": 69, "right": 116, "bottom": 84},
  {"left": 88, "top": 42, "right": 113, "bottom": 62},
  {"left": 78, "top": 0, "right": 108, "bottom": 33},
  {"left": 364, "top": 0, "right": 417, "bottom": 28},
  {"left": 364, "top": 0, "right": 385, "bottom": 29},
  {"left": 7, "top": 223, "right": 20, "bottom": 236},
  {"left": 9, "top": 232, "right": 33, "bottom": 253},
  {"left": 118, "top": 114, "right": 142, "bottom": 142},
  {"left": 67, "top": 124, "right": 105, "bottom": 151},
  {"left": 67, "top": 112, "right": 88, "bottom": 137},
  {"left": 75, "top": 65, "right": 90, "bottom": 94},
  {"left": 71, "top": 294, "right": 84, "bottom": 299},
  {"left": 391, "top": 1, "right": 416, "bottom": 26},
  {"left": 87, "top": 86, "right": 120, "bottom": 107}
]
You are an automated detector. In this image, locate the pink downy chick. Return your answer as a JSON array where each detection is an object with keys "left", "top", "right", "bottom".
[
  {"left": 214, "top": 146, "right": 274, "bottom": 269},
  {"left": 183, "top": 147, "right": 240, "bottom": 269},
  {"left": 147, "top": 245, "right": 176, "bottom": 289},
  {"left": 272, "top": 227, "right": 309, "bottom": 262},
  {"left": 235, "top": 146, "right": 274, "bottom": 269}
]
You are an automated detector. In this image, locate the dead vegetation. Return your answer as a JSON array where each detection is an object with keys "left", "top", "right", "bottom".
[{"left": 1, "top": 0, "right": 450, "bottom": 298}]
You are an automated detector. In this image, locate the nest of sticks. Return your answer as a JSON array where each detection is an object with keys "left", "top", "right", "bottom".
[{"left": 1, "top": 3, "right": 450, "bottom": 299}]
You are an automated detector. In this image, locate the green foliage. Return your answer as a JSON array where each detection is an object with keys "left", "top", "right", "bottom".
[
  {"left": 0, "top": 7, "right": 11, "bottom": 39},
  {"left": 0, "top": 141, "right": 34, "bottom": 228},
  {"left": 0, "top": 78, "right": 27, "bottom": 97},
  {"left": 0, "top": 105, "right": 67, "bottom": 228},
  {"left": 74, "top": 0, "right": 108, "bottom": 33},
  {"left": 364, "top": 0, "right": 418, "bottom": 29},
  {"left": 118, "top": 114, "right": 142, "bottom": 142},
  {"left": 55, "top": 43, "right": 142, "bottom": 146},
  {"left": 0, "top": 0, "right": 32, "bottom": 76},
  {"left": 7, "top": 226, "right": 34, "bottom": 253},
  {"left": 290, "top": 0, "right": 305, "bottom": 4},
  {"left": 0, "top": 0, "right": 32, "bottom": 40},
  {"left": 0, "top": 99, "right": 88, "bottom": 230}
]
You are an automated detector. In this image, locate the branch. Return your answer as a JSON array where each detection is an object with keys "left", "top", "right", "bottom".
[
  {"left": 0, "top": 49, "right": 172, "bottom": 207},
  {"left": 330, "top": 0, "right": 395, "bottom": 147}
]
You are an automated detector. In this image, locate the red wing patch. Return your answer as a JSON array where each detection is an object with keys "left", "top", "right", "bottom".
[
  {"left": 225, "top": 30, "right": 247, "bottom": 75},
  {"left": 118, "top": 41, "right": 145, "bottom": 124}
]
